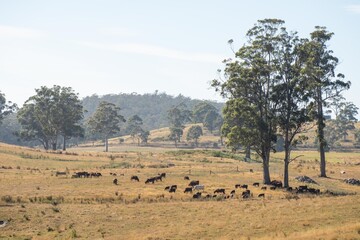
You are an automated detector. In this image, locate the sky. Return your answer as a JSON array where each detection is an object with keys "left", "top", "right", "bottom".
[{"left": 1, "top": 0, "right": 360, "bottom": 108}]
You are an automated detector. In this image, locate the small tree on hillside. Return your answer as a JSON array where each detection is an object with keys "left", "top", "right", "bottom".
[
  {"left": 186, "top": 125, "right": 203, "bottom": 147},
  {"left": 87, "top": 101, "right": 125, "bottom": 152},
  {"left": 167, "top": 103, "right": 191, "bottom": 147}
]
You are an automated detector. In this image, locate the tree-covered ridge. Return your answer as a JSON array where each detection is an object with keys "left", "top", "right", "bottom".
[{"left": 81, "top": 92, "right": 224, "bottom": 133}]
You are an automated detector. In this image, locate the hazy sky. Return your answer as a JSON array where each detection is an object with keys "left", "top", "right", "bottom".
[{"left": 1, "top": 0, "right": 360, "bottom": 108}]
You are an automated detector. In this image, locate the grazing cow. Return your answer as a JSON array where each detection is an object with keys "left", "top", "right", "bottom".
[
  {"left": 258, "top": 193, "right": 265, "bottom": 198},
  {"left": 235, "top": 184, "right": 241, "bottom": 189},
  {"left": 242, "top": 193, "right": 250, "bottom": 199},
  {"left": 169, "top": 187, "right": 176, "bottom": 193},
  {"left": 189, "top": 180, "right": 199, "bottom": 187},
  {"left": 261, "top": 186, "right": 267, "bottom": 190},
  {"left": 205, "top": 194, "right": 212, "bottom": 198},
  {"left": 159, "top": 173, "right": 166, "bottom": 178},
  {"left": 155, "top": 175, "right": 163, "bottom": 181},
  {"left": 164, "top": 186, "right": 170, "bottom": 191},
  {"left": 230, "top": 190, "right": 236, "bottom": 195},
  {"left": 170, "top": 185, "right": 177, "bottom": 190},
  {"left": 214, "top": 188, "right": 225, "bottom": 194},
  {"left": 249, "top": 169, "right": 254, "bottom": 173},
  {"left": 131, "top": 175, "right": 140, "bottom": 182},
  {"left": 184, "top": 187, "right": 193, "bottom": 193},
  {"left": 91, "top": 172, "right": 102, "bottom": 177},
  {"left": 145, "top": 177, "right": 156, "bottom": 184},
  {"left": 240, "top": 184, "right": 248, "bottom": 189},
  {"left": 286, "top": 187, "right": 293, "bottom": 192},
  {"left": 271, "top": 180, "right": 283, "bottom": 188},
  {"left": 113, "top": 178, "right": 118, "bottom": 185},
  {"left": 184, "top": 176, "right": 190, "bottom": 180},
  {"left": 193, "top": 192, "right": 202, "bottom": 199},
  {"left": 253, "top": 182, "right": 260, "bottom": 187},
  {"left": 270, "top": 186, "right": 276, "bottom": 190},
  {"left": 193, "top": 185, "right": 204, "bottom": 191}
]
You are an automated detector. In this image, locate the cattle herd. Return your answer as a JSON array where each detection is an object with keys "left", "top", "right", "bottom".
[{"left": 55, "top": 170, "right": 323, "bottom": 200}]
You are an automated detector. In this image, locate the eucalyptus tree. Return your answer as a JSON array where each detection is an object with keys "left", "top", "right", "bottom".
[
  {"left": 17, "top": 86, "right": 84, "bottom": 150},
  {"left": 186, "top": 125, "right": 203, "bottom": 147},
  {"left": 126, "top": 115, "right": 145, "bottom": 145},
  {"left": 167, "top": 103, "right": 191, "bottom": 147},
  {"left": 87, "top": 101, "right": 125, "bottom": 152},
  {"left": 213, "top": 19, "right": 286, "bottom": 184},
  {"left": 203, "top": 110, "right": 221, "bottom": 133},
  {"left": 273, "top": 29, "right": 313, "bottom": 188},
  {"left": 0, "top": 91, "right": 17, "bottom": 125},
  {"left": 300, "top": 27, "right": 350, "bottom": 177}
]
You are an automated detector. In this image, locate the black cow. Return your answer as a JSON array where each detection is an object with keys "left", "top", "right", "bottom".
[
  {"left": 184, "top": 187, "right": 193, "bottom": 193},
  {"left": 164, "top": 186, "right": 170, "bottom": 191},
  {"left": 235, "top": 184, "right": 241, "bottom": 189},
  {"left": 193, "top": 192, "right": 202, "bottom": 199},
  {"left": 253, "top": 182, "right": 260, "bottom": 187},
  {"left": 230, "top": 190, "right": 236, "bottom": 195},
  {"left": 261, "top": 186, "right": 267, "bottom": 190},
  {"left": 214, "top": 188, "right": 225, "bottom": 194},
  {"left": 159, "top": 173, "right": 166, "bottom": 178},
  {"left": 189, "top": 180, "right": 199, "bottom": 187},
  {"left": 240, "top": 184, "right": 248, "bottom": 189},
  {"left": 131, "top": 175, "right": 140, "bottom": 182},
  {"left": 271, "top": 180, "right": 283, "bottom": 188},
  {"left": 184, "top": 176, "right": 190, "bottom": 180},
  {"left": 258, "top": 193, "right": 265, "bottom": 198},
  {"left": 145, "top": 177, "right": 156, "bottom": 184},
  {"left": 113, "top": 178, "right": 118, "bottom": 185}
]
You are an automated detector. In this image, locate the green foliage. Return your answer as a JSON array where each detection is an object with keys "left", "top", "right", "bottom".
[
  {"left": 17, "top": 86, "right": 84, "bottom": 150},
  {"left": 87, "top": 101, "right": 125, "bottom": 152},
  {"left": 186, "top": 125, "right": 203, "bottom": 146},
  {"left": 167, "top": 103, "right": 191, "bottom": 147}
]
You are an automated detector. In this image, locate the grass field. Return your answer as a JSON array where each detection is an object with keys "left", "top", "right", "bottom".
[{"left": 0, "top": 142, "right": 360, "bottom": 239}]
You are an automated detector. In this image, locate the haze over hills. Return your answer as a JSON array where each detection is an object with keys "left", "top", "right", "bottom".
[{"left": 0, "top": 91, "right": 224, "bottom": 146}]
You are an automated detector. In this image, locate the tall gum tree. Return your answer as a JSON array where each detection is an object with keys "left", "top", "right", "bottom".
[
  {"left": 213, "top": 19, "right": 286, "bottom": 184},
  {"left": 300, "top": 26, "right": 350, "bottom": 177}
]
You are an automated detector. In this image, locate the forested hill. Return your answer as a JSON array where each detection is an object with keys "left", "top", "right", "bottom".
[
  {"left": 82, "top": 92, "right": 224, "bottom": 132},
  {"left": 0, "top": 92, "right": 223, "bottom": 146}
]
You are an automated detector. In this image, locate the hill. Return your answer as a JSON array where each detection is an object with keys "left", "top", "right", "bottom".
[{"left": 0, "top": 92, "right": 224, "bottom": 146}]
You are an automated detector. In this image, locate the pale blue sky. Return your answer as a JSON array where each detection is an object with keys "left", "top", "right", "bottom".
[{"left": 1, "top": 0, "right": 359, "bottom": 108}]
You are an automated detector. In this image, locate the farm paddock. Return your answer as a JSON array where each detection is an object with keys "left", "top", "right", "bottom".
[{"left": 0, "top": 143, "right": 359, "bottom": 239}]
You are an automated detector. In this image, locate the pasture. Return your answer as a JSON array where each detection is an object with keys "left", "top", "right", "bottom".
[{"left": 0, "top": 142, "right": 360, "bottom": 239}]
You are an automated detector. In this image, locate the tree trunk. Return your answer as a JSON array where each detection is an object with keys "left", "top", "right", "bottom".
[
  {"left": 52, "top": 143, "right": 56, "bottom": 151},
  {"left": 62, "top": 136, "right": 66, "bottom": 151},
  {"left": 317, "top": 88, "right": 327, "bottom": 177},
  {"left": 262, "top": 150, "right": 271, "bottom": 184},
  {"left": 283, "top": 159, "right": 289, "bottom": 188},
  {"left": 245, "top": 146, "right": 251, "bottom": 160},
  {"left": 263, "top": 158, "right": 271, "bottom": 184},
  {"left": 105, "top": 137, "right": 108, "bottom": 152}
]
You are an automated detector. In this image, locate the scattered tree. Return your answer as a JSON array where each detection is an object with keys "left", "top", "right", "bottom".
[
  {"left": 186, "top": 125, "right": 203, "bottom": 147},
  {"left": 87, "top": 101, "right": 125, "bottom": 152}
]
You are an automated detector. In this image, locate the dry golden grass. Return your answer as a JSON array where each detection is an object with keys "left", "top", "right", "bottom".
[{"left": 0, "top": 142, "right": 360, "bottom": 239}]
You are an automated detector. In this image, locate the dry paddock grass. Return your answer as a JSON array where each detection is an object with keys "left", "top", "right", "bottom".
[{"left": 0, "top": 142, "right": 360, "bottom": 239}]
